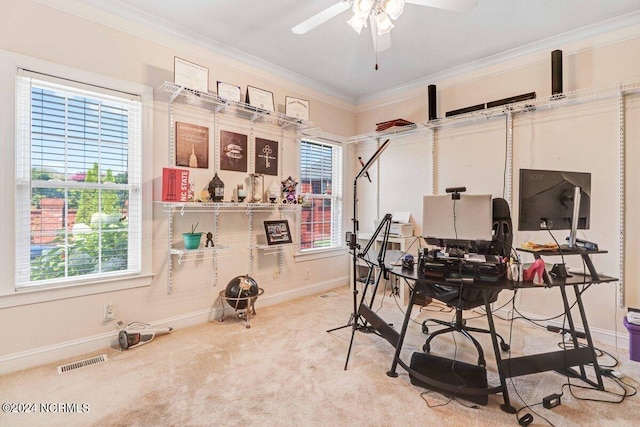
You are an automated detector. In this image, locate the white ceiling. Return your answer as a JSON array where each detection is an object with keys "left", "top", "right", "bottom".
[{"left": 76, "top": 0, "right": 640, "bottom": 104}]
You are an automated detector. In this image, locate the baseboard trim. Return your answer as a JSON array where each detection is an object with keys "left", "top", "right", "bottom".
[
  {"left": 492, "top": 306, "right": 630, "bottom": 350},
  {"left": 0, "top": 277, "right": 348, "bottom": 375}
]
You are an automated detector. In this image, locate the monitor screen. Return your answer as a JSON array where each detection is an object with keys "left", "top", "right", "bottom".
[
  {"left": 518, "top": 168, "right": 591, "bottom": 231},
  {"left": 422, "top": 194, "right": 493, "bottom": 246}
]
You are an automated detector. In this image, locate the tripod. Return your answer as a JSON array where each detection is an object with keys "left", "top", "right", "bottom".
[{"left": 325, "top": 138, "right": 391, "bottom": 370}]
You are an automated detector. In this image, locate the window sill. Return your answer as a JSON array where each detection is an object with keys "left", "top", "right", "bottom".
[
  {"left": 0, "top": 274, "right": 154, "bottom": 309},
  {"left": 294, "top": 247, "right": 348, "bottom": 262}
]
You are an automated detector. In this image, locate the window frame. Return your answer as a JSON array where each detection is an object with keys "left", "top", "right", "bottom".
[
  {"left": 298, "top": 137, "right": 344, "bottom": 254},
  {"left": 0, "top": 50, "right": 153, "bottom": 308}
]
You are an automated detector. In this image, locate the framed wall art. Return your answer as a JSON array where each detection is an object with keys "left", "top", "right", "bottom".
[
  {"left": 254, "top": 137, "right": 278, "bottom": 176},
  {"left": 245, "top": 85, "right": 275, "bottom": 112},
  {"left": 217, "top": 81, "right": 241, "bottom": 103},
  {"left": 285, "top": 96, "right": 309, "bottom": 121},
  {"left": 264, "top": 220, "right": 292, "bottom": 245},
  {"left": 220, "top": 130, "right": 248, "bottom": 172},
  {"left": 174, "top": 56, "right": 209, "bottom": 93},
  {"left": 175, "top": 122, "right": 209, "bottom": 169}
]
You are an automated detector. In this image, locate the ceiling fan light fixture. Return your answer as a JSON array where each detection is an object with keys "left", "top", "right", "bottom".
[
  {"left": 381, "top": 0, "right": 405, "bottom": 20},
  {"left": 375, "top": 11, "right": 394, "bottom": 35},
  {"left": 352, "top": 0, "right": 374, "bottom": 18},
  {"left": 347, "top": 14, "right": 367, "bottom": 33}
]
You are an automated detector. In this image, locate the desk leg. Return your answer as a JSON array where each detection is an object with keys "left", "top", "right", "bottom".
[
  {"left": 483, "top": 291, "right": 516, "bottom": 414},
  {"left": 572, "top": 284, "right": 604, "bottom": 389},
  {"left": 558, "top": 284, "right": 588, "bottom": 379},
  {"left": 387, "top": 286, "right": 417, "bottom": 377}
]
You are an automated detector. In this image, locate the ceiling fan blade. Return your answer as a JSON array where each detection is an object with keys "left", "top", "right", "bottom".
[
  {"left": 369, "top": 17, "right": 391, "bottom": 52},
  {"left": 291, "top": 1, "right": 351, "bottom": 34},
  {"left": 405, "top": 0, "right": 478, "bottom": 12}
]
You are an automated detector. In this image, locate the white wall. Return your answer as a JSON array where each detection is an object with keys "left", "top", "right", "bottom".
[
  {"left": 354, "top": 29, "right": 640, "bottom": 344},
  {"left": 0, "top": 0, "right": 352, "bottom": 373}
]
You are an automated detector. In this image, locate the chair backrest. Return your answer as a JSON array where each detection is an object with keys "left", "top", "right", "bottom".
[{"left": 490, "top": 198, "right": 513, "bottom": 258}]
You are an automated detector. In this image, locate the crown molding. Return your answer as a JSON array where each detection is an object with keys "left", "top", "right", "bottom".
[
  {"left": 33, "top": 1, "right": 640, "bottom": 111},
  {"left": 356, "top": 10, "right": 640, "bottom": 107},
  {"left": 33, "top": 0, "right": 357, "bottom": 109}
]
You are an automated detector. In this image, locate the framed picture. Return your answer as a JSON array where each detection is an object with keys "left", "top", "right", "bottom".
[
  {"left": 175, "top": 122, "right": 209, "bottom": 168},
  {"left": 174, "top": 57, "right": 209, "bottom": 93},
  {"left": 220, "top": 130, "right": 248, "bottom": 172},
  {"left": 246, "top": 85, "right": 275, "bottom": 112},
  {"left": 217, "top": 81, "right": 241, "bottom": 102},
  {"left": 285, "top": 96, "right": 310, "bottom": 121},
  {"left": 264, "top": 220, "right": 292, "bottom": 245},
  {"left": 254, "top": 137, "right": 278, "bottom": 176}
]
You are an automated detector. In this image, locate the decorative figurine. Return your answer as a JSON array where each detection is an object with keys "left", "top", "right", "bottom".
[
  {"left": 249, "top": 173, "right": 263, "bottom": 203},
  {"left": 237, "top": 184, "right": 246, "bottom": 202},
  {"left": 281, "top": 176, "right": 298, "bottom": 204},
  {"left": 208, "top": 173, "right": 224, "bottom": 202},
  {"left": 267, "top": 180, "right": 280, "bottom": 203},
  {"left": 205, "top": 232, "right": 214, "bottom": 247},
  {"left": 188, "top": 180, "right": 195, "bottom": 202}
]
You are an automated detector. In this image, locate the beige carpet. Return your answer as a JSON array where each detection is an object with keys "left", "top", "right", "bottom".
[{"left": 1, "top": 285, "right": 639, "bottom": 427}]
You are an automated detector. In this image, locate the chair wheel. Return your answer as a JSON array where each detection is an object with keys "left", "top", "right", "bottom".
[
  {"left": 421, "top": 324, "right": 429, "bottom": 334},
  {"left": 500, "top": 342, "right": 510, "bottom": 352},
  {"left": 422, "top": 343, "right": 431, "bottom": 352}
]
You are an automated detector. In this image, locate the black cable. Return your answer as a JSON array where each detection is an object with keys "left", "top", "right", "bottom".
[{"left": 506, "top": 293, "right": 556, "bottom": 427}]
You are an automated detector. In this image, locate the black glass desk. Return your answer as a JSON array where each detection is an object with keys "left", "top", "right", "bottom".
[{"left": 357, "top": 249, "right": 617, "bottom": 413}]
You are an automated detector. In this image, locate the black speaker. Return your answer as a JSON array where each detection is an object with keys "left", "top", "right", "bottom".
[
  {"left": 428, "top": 84, "right": 437, "bottom": 121},
  {"left": 551, "top": 49, "right": 563, "bottom": 95},
  {"left": 409, "top": 352, "right": 488, "bottom": 405}
]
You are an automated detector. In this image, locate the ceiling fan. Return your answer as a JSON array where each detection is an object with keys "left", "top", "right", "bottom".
[{"left": 291, "top": 0, "right": 477, "bottom": 52}]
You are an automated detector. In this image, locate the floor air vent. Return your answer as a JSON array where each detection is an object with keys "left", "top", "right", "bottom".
[
  {"left": 57, "top": 354, "right": 108, "bottom": 374},
  {"left": 319, "top": 292, "right": 339, "bottom": 299}
]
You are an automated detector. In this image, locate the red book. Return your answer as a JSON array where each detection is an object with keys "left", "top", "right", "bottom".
[{"left": 162, "top": 168, "right": 190, "bottom": 202}]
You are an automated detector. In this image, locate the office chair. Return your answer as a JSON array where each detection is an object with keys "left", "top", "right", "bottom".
[{"left": 420, "top": 198, "right": 512, "bottom": 367}]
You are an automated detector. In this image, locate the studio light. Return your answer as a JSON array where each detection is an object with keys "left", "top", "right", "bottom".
[{"left": 348, "top": 0, "right": 405, "bottom": 35}]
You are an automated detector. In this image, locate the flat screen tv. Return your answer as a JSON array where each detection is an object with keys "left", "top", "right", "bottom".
[{"left": 518, "top": 169, "right": 591, "bottom": 245}]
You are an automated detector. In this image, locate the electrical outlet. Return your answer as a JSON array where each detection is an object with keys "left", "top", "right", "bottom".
[
  {"left": 273, "top": 268, "right": 280, "bottom": 279},
  {"left": 104, "top": 303, "right": 116, "bottom": 322}
]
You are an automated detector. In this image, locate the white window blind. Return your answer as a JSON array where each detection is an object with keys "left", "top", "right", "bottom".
[
  {"left": 300, "top": 139, "right": 343, "bottom": 251},
  {"left": 15, "top": 70, "right": 142, "bottom": 289}
]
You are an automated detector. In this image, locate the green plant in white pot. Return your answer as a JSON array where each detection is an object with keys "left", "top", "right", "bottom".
[{"left": 183, "top": 223, "right": 203, "bottom": 250}]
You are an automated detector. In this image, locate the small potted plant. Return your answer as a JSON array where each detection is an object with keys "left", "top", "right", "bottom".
[{"left": 183, "top": 222, "right": 203, "bottom": 250}]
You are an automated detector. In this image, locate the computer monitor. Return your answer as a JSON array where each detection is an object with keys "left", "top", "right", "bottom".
[
  {"left": 422, "top": 194, "right": 493, "bottom": 252},
  {"left": 518, "top": 168, "right": 591, "bottom": 246}
]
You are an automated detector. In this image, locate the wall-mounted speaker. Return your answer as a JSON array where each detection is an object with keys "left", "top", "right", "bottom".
[
  {"left": 552, "top": 50, "right": 563, "bottom": 95},
  {"left": 428, "top": 84, "right": 437, "bottom": 121}
]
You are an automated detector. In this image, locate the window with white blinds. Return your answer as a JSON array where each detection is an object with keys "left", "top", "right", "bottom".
[
  {"left": 15, "top": 71, "right": 142, "bottom": 289},
  {"left": 300, "top": 139, "right": 343, "bottom": 251}
]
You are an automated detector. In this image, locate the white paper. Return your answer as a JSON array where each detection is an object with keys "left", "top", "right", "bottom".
[
  {"left": 247, "top": 86, "right": 274, "bottom": 112},
  {"left": 174, "top": 57, "right": 208, "bottom": 93},
  {"left": 285, "top": 96, "right": 309, "bottom": 120},
  {"left": 217, "top": 81, "right": 241, "bottom": 102}
]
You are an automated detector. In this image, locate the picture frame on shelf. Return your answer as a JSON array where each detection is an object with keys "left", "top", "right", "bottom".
[
  {"left": 264, "top": 220, "right": 292, "bottom": 245},
  {"left": 175, "top": 122, "right": 209, "bottom": 169},
  {"left": 285, "top": 96, "right": 309, "bottom": 121},
  {"left": 174, "top": 56, "right": 209, "bottom": 93},
  {"left": 220, "top": 130, "right": 248, "bottom": 172},
  {"left": 246, "top": 85, "right": 275, "bottom": 112},
  {"left": 217, "top": 81, "right": 241, "bottom": 103},
  {"left": 254, "top": 137, "right": 278, "bottom": 176}
]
